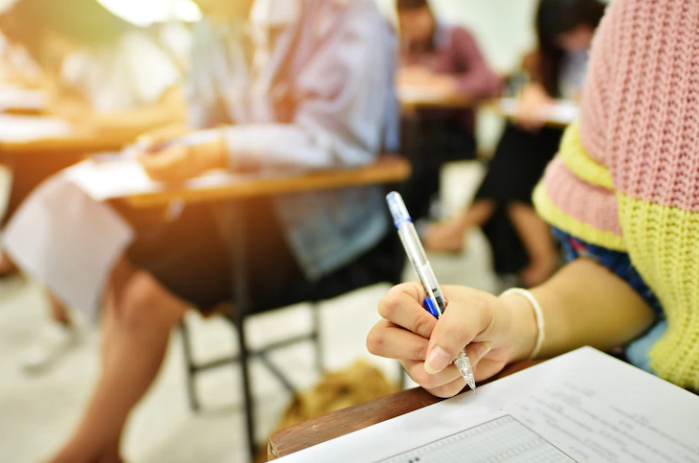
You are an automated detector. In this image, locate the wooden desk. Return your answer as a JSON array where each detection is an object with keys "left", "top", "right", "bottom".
[
  {"left": 267, "top": 361, "right": 540, "bottom": 460},
  {"left": 119, "top": 156, "right": 412, "bottom": 209},
  {"left": 398, "top": 85, "right": 473, "bottom": 112},
  {"left": 105, "top": 155, "right": 412, "bottom": 461}
]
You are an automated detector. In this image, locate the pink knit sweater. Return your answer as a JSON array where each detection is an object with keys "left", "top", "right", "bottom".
[{"left": 534, "top": 0, "right": 699, "bottom": 389}]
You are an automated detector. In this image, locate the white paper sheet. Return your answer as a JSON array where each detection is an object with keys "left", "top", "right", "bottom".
[
  {"left": 1, "top": 174, "right": 134, "bottom": 318},
  {"left": 65, "top": 158, "right": 246, "bottom": 202},
  {"left": 279, "top": 348, "right": 699, "bottom": 463},
  {"left": 0, "top": 114, "right": 71, "bottom": 142},
  {"left": 0, "top": 86, "right": 46, "bottom": 112},
  {"left": 497, "top": 98, "right": 580, "bottom": 126},
  {"left": 66, "top": 157, "right": 303, "bottom": 202}
]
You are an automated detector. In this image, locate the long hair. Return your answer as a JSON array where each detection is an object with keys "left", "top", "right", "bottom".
[
  {"left": 396, "top": 0, "right": 437, "bottom": 53},
  {"left": 536, "top": 0, "right": 606, "bottom": 97}
]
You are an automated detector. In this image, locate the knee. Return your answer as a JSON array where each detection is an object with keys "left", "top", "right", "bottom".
[{"left": 109, "top": 271, "right": 186, "bottom": 335}]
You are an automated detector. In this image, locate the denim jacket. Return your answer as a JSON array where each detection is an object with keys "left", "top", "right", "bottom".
[{"left": 187, "top": 0, "right": 399, "bottom": 280}]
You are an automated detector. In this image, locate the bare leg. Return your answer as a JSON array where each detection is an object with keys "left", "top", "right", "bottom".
[
  {"left": 48, "top": 292, "right": 72, "bottom": 326},
  {"left": 0, "top": 252, "right": 17, "bottom": 277},
  {"left": 424, "top": 199, "right": 496, "bottom": 253},
  {"left": 507, "top": 202, "right": 558, "bottom": 287},
  {"left": 49, "top": 260, "right": 189, "bottom": 463}
]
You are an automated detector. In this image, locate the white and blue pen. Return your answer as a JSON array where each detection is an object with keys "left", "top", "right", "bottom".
[{"left": 387, "top": 192, "right": 476, "bottom": 392}]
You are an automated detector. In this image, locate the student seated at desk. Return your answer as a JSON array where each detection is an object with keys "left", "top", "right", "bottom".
[
  {"left": 3, "top": 0, "right": 401, "bottom": 461},
  {"left": 396, "top": 0, "right": 502, "bottom": 221},
  {"left": 425, "top": 0, "right": 605, "bottom": 287},
  {"left": 0, "top": 0, "right": 183, "bottom": 372},
  {"left": 369, "top": 0, "right": 699, "bottom": 398}
]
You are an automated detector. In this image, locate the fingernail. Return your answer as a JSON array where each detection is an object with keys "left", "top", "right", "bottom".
[
  {"left": 425, "top": 346, "right": 451, "bottom": 374},
  {"left": 479, "top": 342, "right": 493, "bottom": 359}
]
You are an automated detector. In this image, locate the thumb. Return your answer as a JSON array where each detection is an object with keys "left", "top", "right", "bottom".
[{"left": 424, "top": 296, "right": 489, "bottom": 375}]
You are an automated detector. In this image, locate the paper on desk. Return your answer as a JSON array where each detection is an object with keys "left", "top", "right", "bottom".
[
  {"left": 0, "top": 86, "right": 47, "bottom": 112},
  {"left": 0, "top": 114, "right": 71, "bottom": 142},
  {"left": 279, "top": 347, "right": 699, "bottom": 463},
  {"left": 65, "top": 158, "right": 245, "bottom": 202},
  {"left": 498, "top": 98, "right": 580, "bottom": 126}
]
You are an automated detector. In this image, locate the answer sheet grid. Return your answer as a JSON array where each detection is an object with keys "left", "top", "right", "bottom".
[{"left": 375, "top": 415, "right": 577, "bottom": 463}]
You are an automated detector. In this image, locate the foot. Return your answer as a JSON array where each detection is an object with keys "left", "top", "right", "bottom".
[
  {"left": 21, "top": 320, "right": 81, "bottom": 375},
  {"left": 423, "top": 221, "right": 468, "bottom": 253},
  {"left": 519, "top": 258, "right": 558, "bottom": 288}
]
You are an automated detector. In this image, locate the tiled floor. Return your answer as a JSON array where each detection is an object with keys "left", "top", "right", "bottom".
[{"left": 0, "top": 162, "right": 499, "bottom": 463}]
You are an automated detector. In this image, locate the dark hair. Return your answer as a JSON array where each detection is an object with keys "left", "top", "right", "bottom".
[
  {"left": 4, "top": 0, "right": 132, "bottom": 52},
  {"left": 536, "top": 0, "right": 606, "bottom": 97},
  {"left": 396, "top": 0, "right": 430, "bottom": 11}
]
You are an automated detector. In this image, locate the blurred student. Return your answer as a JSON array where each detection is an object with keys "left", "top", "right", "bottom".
[
  {"left": 396, "top": 0, "right": 501, "bottom": 221},
  {"left": 425, "top": 0, "right": 605, "bottom": 287},
  {"left": 3, "top": 0, "right": 400, "bottom": 461},
  {"left": 0, "top": 0, "right": 183, "bottom": 374},
  {"left": 369, "top": 0, "right": 699, "bottom": 398}
]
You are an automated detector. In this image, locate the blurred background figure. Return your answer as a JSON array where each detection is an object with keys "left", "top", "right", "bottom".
[
  {"left": 2, "top": 0, "right": 400, "bottom": 461},
  {"left": 396, "top": 0, "right": 502, "bottom": 221},
  {"left": 0, "top": 0, "right": 183, "bottom": 375},
  {"left": 424, "top": 0, "right": 606, "bottom": 287}
]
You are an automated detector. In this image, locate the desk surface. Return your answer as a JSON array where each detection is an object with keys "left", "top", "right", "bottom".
[
  {"left": 398, "top": 85, "right": 473, "bottom": 111},
  {"left": 0, "top": 114, "right": 132, "bottom": 155},
  {"left": 267, "top": 361, "right": 540, "bottom": 460},
  {"left": 116, "top": 156, "right": 412, "bottom": 209}
]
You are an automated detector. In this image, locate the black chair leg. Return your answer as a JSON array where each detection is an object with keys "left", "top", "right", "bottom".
[
  {"left": 311, "top": 303, "right": 325, "bottom": 374},
  {"left": 179, "top": 320, "right": 201, "bottom": 412},
  {"left": 234, "top": 318, "right": 257, "bottom": 461}
]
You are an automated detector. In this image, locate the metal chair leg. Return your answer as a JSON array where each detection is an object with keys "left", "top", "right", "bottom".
[
  {"left": 234, "top": 317, "right": 257, "bottom": 461},
  {"left": 179, "top": 320, "right": 201, "bottom": 412},
  {"left": 226, "top": 201, "right": 257, "bottom": 461},
  {"left": 311, "top": 303, "right": 325, "bottom": 374}
]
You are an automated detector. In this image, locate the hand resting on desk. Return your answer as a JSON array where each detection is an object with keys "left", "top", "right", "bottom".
[{"left": 137, "top": 131, "right": 228, "bottom": 183}]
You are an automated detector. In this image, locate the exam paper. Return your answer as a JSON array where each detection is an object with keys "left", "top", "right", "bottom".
[
  {"left": 66, "top": 158, "right": 248, "bottom": 202},
  {"left": 0, "top": 114, "right": 71, "bottom": 142},
  {"left": 0, "top": 86, "right": 46, "bottom": 112},
  {"left": 279, "top": 348, "right": 699, "bottom": 463}
]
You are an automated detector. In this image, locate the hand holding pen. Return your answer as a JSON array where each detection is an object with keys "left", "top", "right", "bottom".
[
  {"left": 387, "top": 192, "right": 477, "bottom": 391},
  {"left": 366, "top": 193, "right": 534, "bottom": 397}
]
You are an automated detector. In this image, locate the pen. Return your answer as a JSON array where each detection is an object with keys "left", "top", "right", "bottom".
[{"left": 386, "top": 192, "right": 477, "bottom": 392}]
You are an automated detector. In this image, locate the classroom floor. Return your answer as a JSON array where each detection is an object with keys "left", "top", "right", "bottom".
[{"left": 0, "top": 162, "right": 499, "bottom": 463}]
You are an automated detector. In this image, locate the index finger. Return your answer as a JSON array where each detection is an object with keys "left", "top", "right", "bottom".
[{"left": 378, "top": 282, "right": 435, "bottom": 339}]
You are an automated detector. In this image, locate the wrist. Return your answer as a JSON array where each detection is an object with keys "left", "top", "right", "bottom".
[{"left": 500, "top": 292, "right": 538, "bottom": 363}]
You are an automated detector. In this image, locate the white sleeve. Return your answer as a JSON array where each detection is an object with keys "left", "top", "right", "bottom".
[{"left": 116, "top": 31, "right": 181, "bottom": 106}]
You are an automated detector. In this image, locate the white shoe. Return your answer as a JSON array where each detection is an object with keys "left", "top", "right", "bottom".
[{"left": 21, "top": 321, "right": 81, "bottom": 375}]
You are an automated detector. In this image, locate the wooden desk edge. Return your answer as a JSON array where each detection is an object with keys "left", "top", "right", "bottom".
[
  {"left": 123, "top": 156, "right": 412, "bottom": 209},
  {"left": 267, "top": 360, "right": 541, "bottom": 460}
]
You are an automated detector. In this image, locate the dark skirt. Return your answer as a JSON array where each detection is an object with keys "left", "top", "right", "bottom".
[
  {"left": 400, "top": 111, "right": 477, "bottom": 221},
  {"left": 125, "top": 198, "right": 404, "bottom": 313},
  {"left": 476, "top": 123, "right": 564, "bottom": 274}
]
